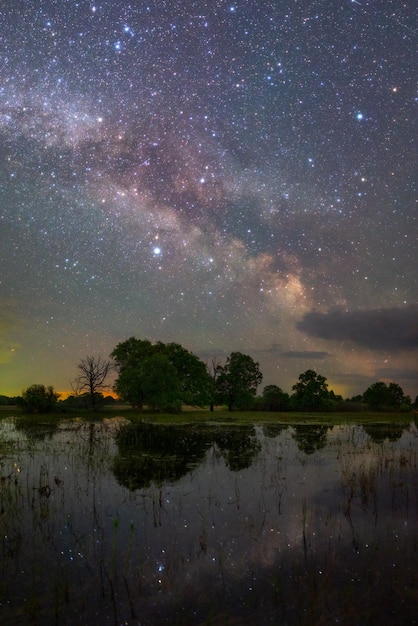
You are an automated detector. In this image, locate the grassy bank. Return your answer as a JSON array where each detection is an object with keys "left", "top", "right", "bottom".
[{"left": 0, "top": 404, "right": 415, "bottom": 425}]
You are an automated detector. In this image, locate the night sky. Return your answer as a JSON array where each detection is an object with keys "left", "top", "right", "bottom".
[{"left": 0, "top": 0, "right": 417, "bottom": 399}]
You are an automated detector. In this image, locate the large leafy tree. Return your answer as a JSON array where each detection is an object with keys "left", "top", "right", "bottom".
[
  {"left": 114, "top": 366, "right": 145, "bottom": 410},
  {"left": 156, "top": 342, "right": 212, "bottom": 406},
  {"left": 262, "top": 385, "right": 290, "bottom": 411},
  {"left": 111, "top": 337, "right": 154, "bottom": 370},
  {"left": 291, "top": 369, "right": 331, "bottom": 411},
  {"left": 111, "top": 337, "right": 211, "bottom": 410},
  {"left": 140, "top": 353, "right": 182, "bottom": 411},
  {"left": 111, "top": 338, "right": 155, "bottom": 410},
  {"left": 363, "top": 381, "right": 407, "bottom": 410},
  {"left": 386, "top": 382, "right": 406, "bottom": 408},
  {"left": 216, "top": 352, "right": 263, "bottom": 411}
]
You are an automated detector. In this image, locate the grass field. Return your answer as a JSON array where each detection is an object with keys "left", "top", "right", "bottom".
[{"left": 0, "top": 404, "right": 415, "bottom": 425}]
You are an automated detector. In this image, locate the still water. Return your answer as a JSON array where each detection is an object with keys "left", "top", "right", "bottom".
[{"left": 0, "top": 416, "right": 417, "bottom": 625}]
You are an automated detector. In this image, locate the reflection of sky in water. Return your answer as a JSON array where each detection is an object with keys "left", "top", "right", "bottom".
[{"left": 0, "top": 418, "right": 417, "bottom": 624}]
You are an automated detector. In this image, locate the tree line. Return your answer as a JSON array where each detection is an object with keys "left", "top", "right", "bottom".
[{"left": 7, "top": 336, "right": 416, "bottom": 413}]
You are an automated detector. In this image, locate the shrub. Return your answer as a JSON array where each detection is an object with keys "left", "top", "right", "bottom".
[{"left": 18, "top": 384, "right": 60, "bottom": 414}]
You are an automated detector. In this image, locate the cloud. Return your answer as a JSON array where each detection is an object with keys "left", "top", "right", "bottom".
[
  {"left": 257, "top": 343, "right": 282, "bottom": 354},
  {"left": 280, "top": 351, "right": 332, "bottom": 360},
  {"left": 297, "top": 305, "right": 418, "bottom": 351},
  {"left": 375, "top": 367, "right": 418, "bottom": 381}
]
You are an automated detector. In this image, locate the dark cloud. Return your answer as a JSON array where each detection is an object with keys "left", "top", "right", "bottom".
[
  {"left": 280, "top": 351, "right": 332, "bottom": 360},
  {"left": 0, "top": 2, "right": 416, "bottom": 398},
  {"left": 258, "top": 344, "right": 283, "bottom": 354},
  {"left": 375, "top": 367, "right": 418, "bottom": 381},
  {"left": 297, "top": 305, "right": 418, "bottom": 351}
]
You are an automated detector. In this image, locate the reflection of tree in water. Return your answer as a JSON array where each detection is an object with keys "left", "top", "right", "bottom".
[
  {"left": 113, "top": 423, "right": 261, "bottom": 489},
  {"left": 213, "top": 426, "right": 261, "bottom": 471},
  {"left": 113, "top": 424, "right": 213, "bottom": 489},
  {"left": 14, "top": 415, "right": 60, "bottom": 441},
  {"left": 362, "top": 423, "right": 405, "bottom": 444},
  {"left": 292, "top": 425, "right": 329, "bottom": 455},
  {"left": 262, "top": 424, "right": 289, "bottom": 439}
]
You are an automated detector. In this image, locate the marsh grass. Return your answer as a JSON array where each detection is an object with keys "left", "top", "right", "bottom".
[
  {"left": 0, "top": 416, "right": 417, "bottom": 624},
  {"left": 0, "top": 405, "right": 414, "bottom": 426}
]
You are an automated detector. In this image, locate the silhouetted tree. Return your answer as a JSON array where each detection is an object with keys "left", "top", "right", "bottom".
[
  {"left": 347, "top": 395, "right": 363, "bottom": 403},
  {"left": 112, "top": 338, "right": 155, "bottom": 409},
  {"left": 206, "top": 357, "right": 222, "bottom": 412},
  {"left": 111, "top": 337, "right": 211, "bottom": 410},
  {"left": 18, "top": 384, "right": 60, "bottom": 413},
  {"left": 262, "top": 384, "right": 290, "bottom": 411},
  {"left": 74, "top": 355, "right": 113, "bottom": 410},
  {"left": 156, "top": 342, "right": 212, "bottom": 406},
  {"left": 291, "top": 369, "right": 333, "bottom": 411},
  {"left": 216, "top": 352, "right": 263, "bottom": 411},
  {"left": 363, "top": 381, "right": 408, "bottom": 411},
  {"left": 140, "top": 353, "right": 182, "bottom": 411}
]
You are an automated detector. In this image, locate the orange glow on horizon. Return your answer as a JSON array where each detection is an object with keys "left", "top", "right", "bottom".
[{"left": 58, "top": 389, "right": 119, "bottom": 401}]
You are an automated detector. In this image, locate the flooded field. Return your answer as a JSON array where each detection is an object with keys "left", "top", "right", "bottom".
[{"left": 0, "top": 416, "right": 417, "bottom": 625}]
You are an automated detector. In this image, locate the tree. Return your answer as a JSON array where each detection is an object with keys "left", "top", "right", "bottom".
[
  {"left": 140, "top": 353, "right": 182, "bottom": 411},
  {"left": 363, "top": 381, "right": 408, "bottom": 411},
  {"left": 261, "top": 385, "right": 289, "bottom": 411},
  {"left": 114, "top": 365, "right": 145, "bottom": 410},
  {"left": 206, "top": 357, "right": 222, "bottom": 412},
  {"left": 19, "top": 384, "right": 60, "bottom": 413},
  {"left": 111, "top": 337, "right": 212, "bottom": 410},
  {"left": 216, "top": 352, "right": 263, "bottom": 411},
  {"left": 111, "top": 337, "right": 154, "bottom": 371},
  {"left": 346, "top": 395, "right": 363, "bottom": 403},
  {"left": 156, "top": 342, "right": 212, "bottom": 406},
  {"left": 291, "top": 370, "right": 332, "bottom": 411},
  {"left": 387, "top": 382, "right": 406, "bottom": 408},
  {"left": 74, "top": 355, "right": 113, "bottom": 410},
  {"left": 363, "top": 382, "right": 387, "bottom": 410},
  {"left": 112, "top": 338, "right": 155, "bottom": 410}
]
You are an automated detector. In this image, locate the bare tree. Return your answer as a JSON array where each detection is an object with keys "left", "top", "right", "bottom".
[
  {"left": 74, "top": 355, "right": 113, "bottom": 409},
  {"left": 206, "top": 357, "right": 223, "bottom": 412},
  {"left": 69, "top": 377, "right": 83, "bottom": 397}
]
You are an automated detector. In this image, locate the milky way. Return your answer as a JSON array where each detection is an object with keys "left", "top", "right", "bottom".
[{"left": 0, "top": 0, "right": 417, "bottom": 397}]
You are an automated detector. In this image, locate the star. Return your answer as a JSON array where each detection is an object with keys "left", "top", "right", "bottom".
[{"left": 0, "top": 0, "right": 415, "bottom": 401}]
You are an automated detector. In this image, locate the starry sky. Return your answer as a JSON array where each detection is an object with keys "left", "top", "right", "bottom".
[{"left": 0, "top": 0, "right": 417, "bottom": 399}]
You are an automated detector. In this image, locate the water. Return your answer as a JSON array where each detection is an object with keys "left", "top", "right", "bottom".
[{"left": 0, "top": 416, "right": 417, "bottom": 624}]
